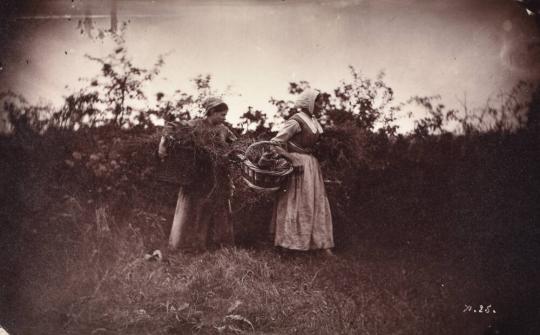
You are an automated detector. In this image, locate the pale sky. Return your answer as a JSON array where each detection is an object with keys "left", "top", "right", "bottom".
[{"left": 1, "top": 0, "right": 539, "bottom": 131}]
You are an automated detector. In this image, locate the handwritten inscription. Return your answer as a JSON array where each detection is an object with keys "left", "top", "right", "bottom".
[{"left": 463, "top": 304, "right": 496, "bottom": 314}]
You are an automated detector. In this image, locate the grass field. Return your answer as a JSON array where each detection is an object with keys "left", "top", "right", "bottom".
[{"left": 5, "top": 195, "right": 538, "bottom": 335}]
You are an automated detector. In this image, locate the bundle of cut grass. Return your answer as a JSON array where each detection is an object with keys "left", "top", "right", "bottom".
[
  {"left": 157, "top": 121, "right": 254, "bottom": 190},
  {"left": 156, "top": 122, "right": 216, "bottom": 187}
]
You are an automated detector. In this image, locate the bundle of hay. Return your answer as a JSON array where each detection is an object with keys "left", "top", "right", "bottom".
[
  {"left": 157, "top": 122, "right": 219, "bottom": 187},
  {"left": 157, "top": 121, "right": 253, "bottom": 192}
]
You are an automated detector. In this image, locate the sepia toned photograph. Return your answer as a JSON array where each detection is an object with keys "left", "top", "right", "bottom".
[{"left": 1, "top": 0, "right": 539, "bottom": 334}]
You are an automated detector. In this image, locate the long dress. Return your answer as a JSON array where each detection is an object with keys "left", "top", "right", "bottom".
[
  {"left": 159, "top": 119, "right": 237, "bottom": 251},
  {"left": 271, "top": 112, "right": 334, "bottom": 250}
]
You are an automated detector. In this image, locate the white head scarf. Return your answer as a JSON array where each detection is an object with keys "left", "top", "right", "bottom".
[
  {"left": 294, "top": 89, "right": 324, "bottom": 134},
  {"left": 295, "top": 89, "right": 320, "bottom": 115}
]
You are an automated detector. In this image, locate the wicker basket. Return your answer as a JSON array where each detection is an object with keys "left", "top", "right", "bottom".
[{"left": 238, "top": 141, "right": 294, "bottom": 192}]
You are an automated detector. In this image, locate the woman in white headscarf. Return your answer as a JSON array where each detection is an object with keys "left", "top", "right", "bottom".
[{"left": 270, "top": 89, "right": 334, "bottom": 255}]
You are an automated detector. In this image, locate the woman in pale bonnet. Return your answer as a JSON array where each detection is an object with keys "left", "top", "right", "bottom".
[
  {"left": 271, "top": 89, "right": 334, "bottom": 255},
  {"left": 158, "top": 97, "right": 237, "bottom": 251}
]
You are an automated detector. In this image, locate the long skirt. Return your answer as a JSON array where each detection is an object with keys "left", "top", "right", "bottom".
[
  {"left": 271, "top": 152, "right": 334, "bottom": 250},
  {"left": 169, "top": 186, "right": 234, "bottom": 251}
]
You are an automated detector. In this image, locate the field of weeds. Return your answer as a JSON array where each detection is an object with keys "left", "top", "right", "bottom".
[{"left": 4, "top": 195, "right": 539, "bottom": 335}]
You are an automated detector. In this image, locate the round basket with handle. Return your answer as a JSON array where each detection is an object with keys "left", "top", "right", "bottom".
[{"left": 236, "top": 141, "right": 294, "bottom": 192}]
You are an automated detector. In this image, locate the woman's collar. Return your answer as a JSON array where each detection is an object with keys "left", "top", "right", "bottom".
[
  {"left": 301, "top": 109, "right": 313, "bottom": 117},
  {"left": 297, "top": 111, "right": 324, "bottom": 134}
]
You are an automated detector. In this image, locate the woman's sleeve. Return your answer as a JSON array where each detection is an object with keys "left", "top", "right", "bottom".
[
  {"left": 158, "top": 136, "right": 167, "bottom": 159},
  {"left": 271, "top": 119, "right": 301, "bottom": 144}
]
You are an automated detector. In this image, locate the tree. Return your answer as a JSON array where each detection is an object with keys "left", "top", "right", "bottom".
[
  {"left": 60, "top": 23, "right": 165, "bottom": 129},
  {"left": 269, "top": 66, "right": 399, "bottom": 136},
  {"left": 326, "top": 67, "right": 396, "bottom": 132},
  {"left": 404, "top": 95, "right": 448, "bottom": 138},
  {"left": 151, "top": 74, "right": 233, "bottom": 124},
  {"left": 0, "top": 91, "right": 53, "bottom": 135},
  {"left": 238, "top": 107, "right": 271, "bottom": 137},
  {"left": 525, "top": 82, "right": 540, "bottom": 131}
]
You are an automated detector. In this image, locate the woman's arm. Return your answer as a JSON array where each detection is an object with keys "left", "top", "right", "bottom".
[
  {"left": 270, "top": 119, "right": 302, "bottom": 167},
  {"left": 158, "top": 136, "right": 168, "bottom": 160},
  {"left": 270, "top": 119, "right": 301, "bottom": 145},
  {"left": 157, "top": 121, "right": 176, "bottom": 160}
]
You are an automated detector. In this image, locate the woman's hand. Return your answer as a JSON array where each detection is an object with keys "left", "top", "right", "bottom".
[
  {"left": 271, "top": 145, "right": 289, "bottom": 158},
  {"left": 270, "top": 145, "right": 293, "bottom": 162}
]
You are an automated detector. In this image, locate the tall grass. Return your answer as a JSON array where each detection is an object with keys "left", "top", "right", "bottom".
[{"left": 11, "top": 197, "right": 531, "bottom": 335}]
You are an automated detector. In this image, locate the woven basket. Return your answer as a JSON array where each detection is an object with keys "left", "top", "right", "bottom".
[{"left": 239, "top": 141, "right": 294, "bottom": 192}]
